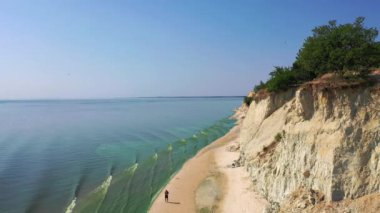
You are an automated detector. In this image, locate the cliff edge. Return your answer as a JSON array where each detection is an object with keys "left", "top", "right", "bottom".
[{"left": 239, "top": 73, "right": 380, "bottom": 212}]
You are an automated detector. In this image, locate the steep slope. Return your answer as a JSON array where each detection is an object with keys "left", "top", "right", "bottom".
[{"left": 239, "top": 79, "right": 380, "bottom": 211}]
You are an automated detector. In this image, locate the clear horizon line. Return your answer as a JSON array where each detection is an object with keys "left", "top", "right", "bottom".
[{"left": 0, "top": 95, "right": 244, "bottom": 101}]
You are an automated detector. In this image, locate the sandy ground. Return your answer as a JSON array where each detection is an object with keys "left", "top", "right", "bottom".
[
  {"left": 149, "top": 125, "right": 268, "bottom": 213},
  {"left": 215, "top": 136, "right": 269, "bottom": 213}
]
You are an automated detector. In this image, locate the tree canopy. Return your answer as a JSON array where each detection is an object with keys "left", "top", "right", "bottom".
[
  {"left": 295, "top": 17, "right": 380, "bottom": 76},
  {"left": 252, "top": 17, "right": 380, "bottom": 93}
]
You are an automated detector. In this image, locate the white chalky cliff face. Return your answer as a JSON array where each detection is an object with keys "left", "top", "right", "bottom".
[{"left": 239, "top": 84, "right": 380, "bottom": 208}]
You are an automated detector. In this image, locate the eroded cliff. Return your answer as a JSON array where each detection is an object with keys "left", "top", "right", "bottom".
[{"left": 239, "top": 78, "right": 380, "bottom": 212}]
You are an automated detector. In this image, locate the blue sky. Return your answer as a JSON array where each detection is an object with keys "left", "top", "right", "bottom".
[{"left": 0, "top": 0, "right": 379, "bottom": 99}]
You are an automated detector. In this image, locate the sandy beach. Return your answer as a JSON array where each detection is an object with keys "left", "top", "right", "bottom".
[{"left": 149, "top": 123, "right": 268, "bottom": 213}]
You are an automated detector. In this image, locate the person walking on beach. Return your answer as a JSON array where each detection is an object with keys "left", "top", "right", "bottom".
[{"left": 165, "top": 190, "right": 169, "bottom": 202}]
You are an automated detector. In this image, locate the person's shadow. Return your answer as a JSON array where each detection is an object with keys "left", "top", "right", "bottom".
[{"left": 167, "top": 201, "right": 180, "bottom": 204}]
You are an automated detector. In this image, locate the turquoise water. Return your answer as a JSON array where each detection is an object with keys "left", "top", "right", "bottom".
[{"left": 0, "top": 97, "right": 241, "bottom": 213}]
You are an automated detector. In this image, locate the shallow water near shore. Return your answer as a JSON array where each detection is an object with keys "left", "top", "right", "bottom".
[{"left": 0, "top": 97, "right": 241, "bottom": 213}]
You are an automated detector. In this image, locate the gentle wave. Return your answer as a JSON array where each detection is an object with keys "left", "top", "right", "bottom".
[
  {"left": 67, "top": 117, "right": 235, "bottom": 213},
  {"left": 65, "top": 197, "right": 77, "bottom": 213}
]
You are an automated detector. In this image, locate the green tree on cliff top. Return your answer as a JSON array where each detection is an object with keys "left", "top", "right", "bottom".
[
  {"left": 295, "top": 17, "right": 380, "bottom": 77},
  {"left": 252, "top": 17, "right": 380, "bottom": 94}
]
